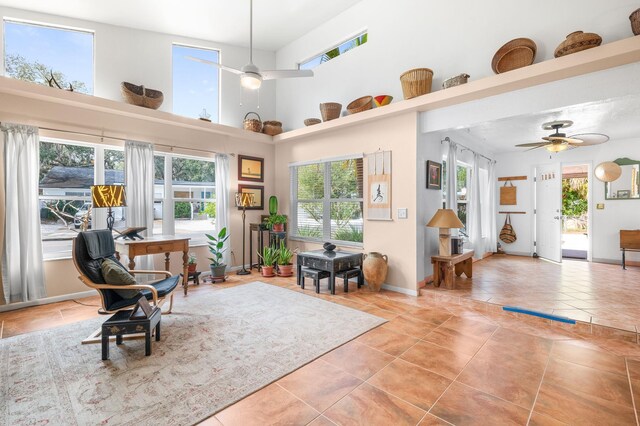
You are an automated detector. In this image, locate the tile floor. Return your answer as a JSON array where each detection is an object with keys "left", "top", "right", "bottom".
[
  {"left": 2, "top": 261, "right": 640, "bottom": 425},
  {"left": 422, "top": 254, "right": 640, "bottom": 333}
]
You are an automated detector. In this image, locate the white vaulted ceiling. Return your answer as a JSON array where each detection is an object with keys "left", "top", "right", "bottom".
[{"left": 0, "top": 0, "right": 362, "bottom": 50}]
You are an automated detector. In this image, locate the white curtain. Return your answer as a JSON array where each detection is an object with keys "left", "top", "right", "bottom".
[
  {"left": 467, "top": 153, "right": 483, "bottom": 259},
  {"left": 446, "top": 140, "right": 458, "bottom": 212},
  {"left": 1, "top": 123, "right": 47, "bottom": 303},
  {"left": 125, "top": 141, "right": 155, "bottom": 271},
  {"left": 215, "top": 154, "right": 230, "bottom": 266},
  {"left": 486, "top": 160, "right": 498, "bottom": 253}
]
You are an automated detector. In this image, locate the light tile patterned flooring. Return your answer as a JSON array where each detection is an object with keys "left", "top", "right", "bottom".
[
  {"left": 423, "top": 254, "right": 640, "bottom": 333},
  {"left": 2, "top": 260, "right": 640, "bottom": 425}
]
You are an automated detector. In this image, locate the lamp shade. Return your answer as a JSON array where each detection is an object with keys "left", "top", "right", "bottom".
[
  {"left": 235, "top": 192, "right": 255, "bottom": 208},
  {"left": 426, "top": 208, "right": 464, "bottom": 229},
  {"left": 594, "top": 161, "right": 622, "bottom": 182},
  {"left": 91, "top": 185, "right": 126, "bottom": 208}
]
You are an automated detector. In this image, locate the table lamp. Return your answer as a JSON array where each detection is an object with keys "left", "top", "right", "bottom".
[
  {"left": 91, "top": 185, "right": 126, "bottom": 231},
  {"left": 426, "top": 208, "right": 464, "bottom": 256},
  {"left": 235, "top": 191, "right": 255, "bottom": 275}
]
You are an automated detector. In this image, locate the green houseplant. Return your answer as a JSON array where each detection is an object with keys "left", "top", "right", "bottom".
[
  {"left": 276, "top": 240, "right": 294, "bottom": 277},
  {"left": 206, "top": 227, "right": 229, "bottom": 277},
  {"left": 187, "top": 252, "right": 197, "bottom": 273},
  {"left": 258, "top": 245, "right": 278, "bottom": 277},
  {"left": 264, "top": 214, "right": 287, "bottom": 232}
]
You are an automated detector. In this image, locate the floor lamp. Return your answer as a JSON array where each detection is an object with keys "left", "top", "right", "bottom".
[
  {"left": 91, "top": 185, "right": 126, "bottom": 231},
  {"left": 236, "top": 192, "right": 255, "bottom": 275}
]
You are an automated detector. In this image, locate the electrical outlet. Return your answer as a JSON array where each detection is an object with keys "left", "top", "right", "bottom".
[{"left": 398, "top": 208, "right": 408, "bottom": 219}]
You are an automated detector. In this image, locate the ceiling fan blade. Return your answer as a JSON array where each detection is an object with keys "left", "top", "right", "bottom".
[
  {"left": 515, "top": 142, "right": 549, "bottom": 147},
  {"left": 568, "top": 133, "right": 610, "bottom": 146},
  {"left": 261, "top": 69, "right": 314, "bottom": 80},
  {"left": 543, "top": 136, "right": 582, "bottom": 144},
  {"left": 524, "top": 145, "right": 548, "bottom": 152},
  {"left": 185, "top": 56, "right": 243, "bottom": 75}
]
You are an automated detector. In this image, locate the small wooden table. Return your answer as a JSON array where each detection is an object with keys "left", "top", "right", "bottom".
[
  {"left": 621, "top": 230, "right": 640, "bottom": 269},
  {"left": 431, "top": 249, "right": 474, "bottom": 289},
  {"left": 115, "top": 236, "right": 191, "bottom": 295},
  {"left": 296, "top": 250, "right": 363, "bottom": 295},
  {"left": 101, "top": 307, "right": 161, "bottom": 360}
]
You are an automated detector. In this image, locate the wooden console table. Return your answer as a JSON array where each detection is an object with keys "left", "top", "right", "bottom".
[
  {"left": 115, "top": 236, "right": 190, "bottom": 295},
  {"left": 431, "top": 249, "right": 474, "bottom": 289},
  {"left": 621, "top": 230, "right": 640, "bottom": 269}
]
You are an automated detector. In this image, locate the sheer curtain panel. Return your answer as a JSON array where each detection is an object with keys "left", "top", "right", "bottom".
[
  {"left": 1, "top": 123, "right": 47, "bottom": 303},
  {"left": 467, "top": 153, "right": 483, "bottom": 259},
  {"left": 486, "top": 160, "right": 498, "bottom": 253},
  {"left": 446, "top": 140, "right": 458, "bottom": 212},
  {"left": 215, "top": 154, "right": 230, "bottom": 266}
]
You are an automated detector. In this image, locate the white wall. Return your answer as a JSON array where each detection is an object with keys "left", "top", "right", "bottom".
[
  {"left": 0, "top": 6, "right": 277, "bottom": 127},
  {"left": 275, "top": 0, "right": 639, "bottom": 129}
]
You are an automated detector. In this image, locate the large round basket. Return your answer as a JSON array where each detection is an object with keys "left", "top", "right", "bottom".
[
  {"left": 320, "top": 102, "right": 342, "bottom": 121},
  {"left": 262, "top": 121, "right": 283, "bottom": 136},
  {"left": 243, "top": 112, "right": 262, "bottom": 133},
  {"left": 399, "top": 68, "right": 433, "bottom": 100},
  {"left": 347, "top": 96, "right": 373, "bottom": 114},
  {"left": 554, "top": 31, "right": 602, "bottom": 58},
  {"left": 491, "top": 38, "right": 537, "bottom": 74},
  {"left": 632, "top": 8, "right": 640, "bottom": 36},
  {"left": 121, "top": 82, "right": 164, "bottom": 110}
]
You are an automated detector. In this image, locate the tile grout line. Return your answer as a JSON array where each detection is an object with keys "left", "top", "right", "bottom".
[
  {"left": 525, "top": 341, "right": 554, "bottom": 425},
  {"left": 624, "top": 358, "right": 640, "bottom": 426},
  {"left": 273, "top": 382, "right": 323, "bottom": 422}
]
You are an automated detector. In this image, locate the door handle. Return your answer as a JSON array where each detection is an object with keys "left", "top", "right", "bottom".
[{"left": 553, "top": 216, "right": 560, "bottom": 220}]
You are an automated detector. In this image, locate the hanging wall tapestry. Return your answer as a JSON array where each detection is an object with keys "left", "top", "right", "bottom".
[{"left": 367, "top": 150, "right": 392, "bottom": 220}]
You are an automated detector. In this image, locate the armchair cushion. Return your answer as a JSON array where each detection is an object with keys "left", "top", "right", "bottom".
[
  {"left": 106, "top": 275, "right": 180, "bottom": 311},
  {"left": 101, "top": 258, "right": 140, "bottom": 299}
]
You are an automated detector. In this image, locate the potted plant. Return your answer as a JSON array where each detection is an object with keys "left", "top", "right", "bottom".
[
  {"left": 258, "top": 245, "right": 278, "bottom": 277},
  {"left": 206, "top": 227, "right": 229, "bottom": 277},
  {"left": 187, "top": 252, "right": 197, "bottom": 273},
  {"left": 277, "top": 240, "right": 294, "bottom": 277},
  {"left": 264, "top": 214, "right": 287, "bottom": 232}
]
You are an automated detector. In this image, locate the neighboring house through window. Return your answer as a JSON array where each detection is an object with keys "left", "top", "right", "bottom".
[{"left": 172, "top": 44, "right": 220, "bottom": 122}]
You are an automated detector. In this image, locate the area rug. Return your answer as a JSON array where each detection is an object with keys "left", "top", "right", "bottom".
[{"left": 0, "top": 282, "right": 386, "bottom": 426}]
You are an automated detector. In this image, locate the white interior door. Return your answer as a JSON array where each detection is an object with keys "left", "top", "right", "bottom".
[{"left": 535, "top": 163, "right": 562, "bottom": 262}]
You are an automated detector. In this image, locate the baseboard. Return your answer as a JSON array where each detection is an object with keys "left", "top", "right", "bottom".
[
  {"left": 0, "top": 290, "right": 98, "bottom": 312},
  {"left": 591, "top": 257, "right": 638, "bottom": 266},
  {"left": 500, "top": 251, "right": 532, "bottom": 257},
  {"left": 381, "top": 283, "right": 419, "bottom": 297}
]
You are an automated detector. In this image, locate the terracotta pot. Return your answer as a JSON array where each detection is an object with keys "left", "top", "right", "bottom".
[
  {"left": 261, "top": 266, "right": 275, "bottom": 277},
  {"left": 554, "top": 31, "right": 602, "bottom": 58},
  {"left": 277, "top": 264, "right": 294, "bottom": 277},
  {"left": 272, "top": 223, "right": 285, "bottom": 232},
  {"left": 188, "top": 263, "right": 197, "bottom": 273},
  {"left": 362, "top": 252, "right": 388, "bottom": 292}
]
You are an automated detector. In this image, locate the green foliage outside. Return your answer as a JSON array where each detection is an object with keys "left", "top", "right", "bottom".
[
  {"left": 334, "top": 225, "right": 363, "bottom": 243},
  {"left": 155, "top": 156, "right": 215, "bottom": 183},
  {"left": 5, "top": 53, "right": 88, "bottom": 93},
  {"left": 204, "top": 202, "right": 216, "bottom": 218},
  {"left": 174, "top": 201, "right": 191, "bottom": 218},
  {"left": 562, "top": 178, "right": 588, "bottom": 232},
  {"left": 297, "top": 224, "right": 322, "bottom": 238},
  {"left": 321, "top": 33, "right": 367, "bottom": 63}
]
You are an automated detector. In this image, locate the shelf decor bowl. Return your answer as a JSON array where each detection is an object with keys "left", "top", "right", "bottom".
[
  {"left": 399, "top": 68, "right": 433, "bottom": 100},
  {"left": 304, "top": 118, "right": 322, "bottom": 126},
  {"left": 554, "top": 31, "right": 602, "bottom": 58},
  {"left": 491, "top": 38, "right": 537, "bottom": 74},
  {"left": 121, "top": 82, "right": 164, "bottom": 109},
  {"left": 347, "top": 96, "right": 373, "bottom": 114},
  {"left": 373, "top": 95, "right": 393, "bottom": 107},
  {"left": 320, "top": 102, "right": 342, "bottom": 122},
  {"left": 630, "top": 8, "right": 640, "bottom": 36},
  {"left": 262, "top": 120, "right": 283, "bottom": 136},
  {"left": 442, "top": 73, "right": 470, "bottom": 89}
]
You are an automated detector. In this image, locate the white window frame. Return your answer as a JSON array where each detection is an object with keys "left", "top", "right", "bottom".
[
  {"left": 297, "top": 30, "right": 368, "bottom": 70},
  {"left": 290, "top": 155, "right": 364, "bottom": 247}
]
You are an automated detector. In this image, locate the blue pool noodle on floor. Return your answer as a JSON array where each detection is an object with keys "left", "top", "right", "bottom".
[{"left": 503, "top": 306, "right": 577, "bottom": 324}]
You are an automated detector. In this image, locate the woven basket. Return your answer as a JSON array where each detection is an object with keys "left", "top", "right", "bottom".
[
  {"left": 442, "top": 74, "right": 470, "bottom": 89},
  {"left": 304, "top": 118, "right": 321, "bottom": 126},
  {"left": 121, "top": 82, "right": 164, "bottom": 109},
  {"left": 399, "top": 68, "right": 433, "bottom": 100},
  {"left": 632, "top": 8, "right": 640, "bottom": 36},
  {"left": 320, "top": 102, "right": 342, "bottom": 121},
  {"left": 554, "top": 31, "right": 602, "bottom": 58},
  {"left": 243, "top": 112, "right": 262, "bottom": 133},
  {"left": 262, "top": 121, "right": 283, "bottom": 136},
  {"left": 347, "top": 96, "right": 373, "bottom": 114},
  {"left": 492, "top": 38, "right": 537, "bottom": 74}
]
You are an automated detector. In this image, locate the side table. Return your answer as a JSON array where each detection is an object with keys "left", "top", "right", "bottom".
[
  {"left": 101, "top": 307, "right": 161, "bottom": 360},
  {"left": 431, "top": 249, "right": 474, "bottom": 289}
]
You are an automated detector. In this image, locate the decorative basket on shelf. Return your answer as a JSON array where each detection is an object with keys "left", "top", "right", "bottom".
[
  {"left": 399, "top": 68, "right": 433, "bottom": 100},
  {"left": 491, "top": 38, "right": 536, "bottom": 74},
  {"left": 320, "top": 102, "right": 342, "bottom": 121},
  {"left": 304, "top": 118, "right": 321, "bottom": 126},
  {"left": 632, "top": 8, "right": 640, "bottom": 36},
  {"left": 120, "top": 82, "right": 164, "bottom": 109},
  {"left": 262, "top": 121, "right": 283, "bottom": 136},
  {"left": 442, "top": 73, "right": 470, "bottom": 89},
  {"left": 554, "top": 31, "right": 602, "bottom": 58},
  {"left": 346, "top": 96, "right": 373, "bottom": 114},
  {"left": 243, "top": 112, "right": 262, "bottom": 133}
]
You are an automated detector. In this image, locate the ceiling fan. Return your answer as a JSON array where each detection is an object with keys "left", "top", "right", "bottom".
[
  {"left": 187, "top": 0, "right": 313, "bottom": 90},
  {"left": 515, "top": 120, "right": 609, "bottom": 152}
]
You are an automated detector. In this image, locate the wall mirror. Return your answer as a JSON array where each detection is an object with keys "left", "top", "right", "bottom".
[{"left": 605, "top": 158, "right": 640, "bottom": 199}]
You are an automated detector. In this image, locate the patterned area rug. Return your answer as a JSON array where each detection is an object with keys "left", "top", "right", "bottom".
[{"left": 0, "top": 282, "right": 386, "bottom": 425}]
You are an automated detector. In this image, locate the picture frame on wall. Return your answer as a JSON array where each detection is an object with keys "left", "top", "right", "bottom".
[
  {"left": 237, "top": 185, "right": 264, "bottom": 210},
  {"left": 617, "top": 189, "right": 631, "bottom": 199},
  {"left": 426, "top": 160, "right": 442, "bottom": 189},
  {"left": 238, "top": 155, "right": 264, "bottom": 182}
]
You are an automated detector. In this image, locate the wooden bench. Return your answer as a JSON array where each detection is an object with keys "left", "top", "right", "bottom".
[
  {"left": 431, "top": 249, "right": 475, "bottom": 289},
  {"left": 621, "top": 230, "right": 640, "bottom": 269}
]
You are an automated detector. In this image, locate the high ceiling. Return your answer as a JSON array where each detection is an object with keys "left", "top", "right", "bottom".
[{"left": 0, "top": 0, "right": 361, "bottom": 51}]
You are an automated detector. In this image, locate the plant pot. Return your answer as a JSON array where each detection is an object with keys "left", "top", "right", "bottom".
[
  {"left": 188, "top": 263, "right": 197, "bottom": 274},
  {"left": 210, "top": 264, "right": 226, "bottom": 278},
  {"left": 261, "top": 266, "right": 275, "bottom": 277},
  {"left": 277, "top": 264, "right": 294, "bottom": 277},
  {"left": 272, "top": 223, "right": 285, "bottom": 232},
  {"left": 363, "top": 252, "right": 388, "bottom": 292}
]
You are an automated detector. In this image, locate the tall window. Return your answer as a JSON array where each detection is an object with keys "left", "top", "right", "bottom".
[
  {"left": 3, "top": 20, "right": 94, "bottom": 93},
  {"left": 291, "top": 157, "right": 363, "bottom": 244},
  {"left": 299, "top": 32, "right": 367, "bottom": 70},
  {"left": 172, "top": 44, "right": 220, "bottom": 122}
]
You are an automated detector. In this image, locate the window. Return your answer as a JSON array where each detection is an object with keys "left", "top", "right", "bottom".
[
  {"left": 291, "top": 157, "right": 363, "bottom": 244},
  {"left": 299, "top": 32, "right": 367, "bottom": 70},
  {"left": 3, "top": 20, "right": 94, "bottom": 94},
  {"left": 172, "top": 44, "right": 220, "bottom": 122},
  {"left": 441, "top": 159, "right": 470, "bottom": 232},
  {"left": 154, "top": 153, "right": 216, "bottom": 242}
]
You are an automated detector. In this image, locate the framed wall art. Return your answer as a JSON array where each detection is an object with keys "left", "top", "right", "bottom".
[
  {"left": 238, "top": 155, "right": 264, "bottom": 182},
  {"left": 426, "top": 160, "right": 442, "bottom": 190},
  {"left": 367, "top": 150, "right": 392, "bottom": 220},
  {"left": 237, "top": 185, "right": 264, "bottom": 210}
]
